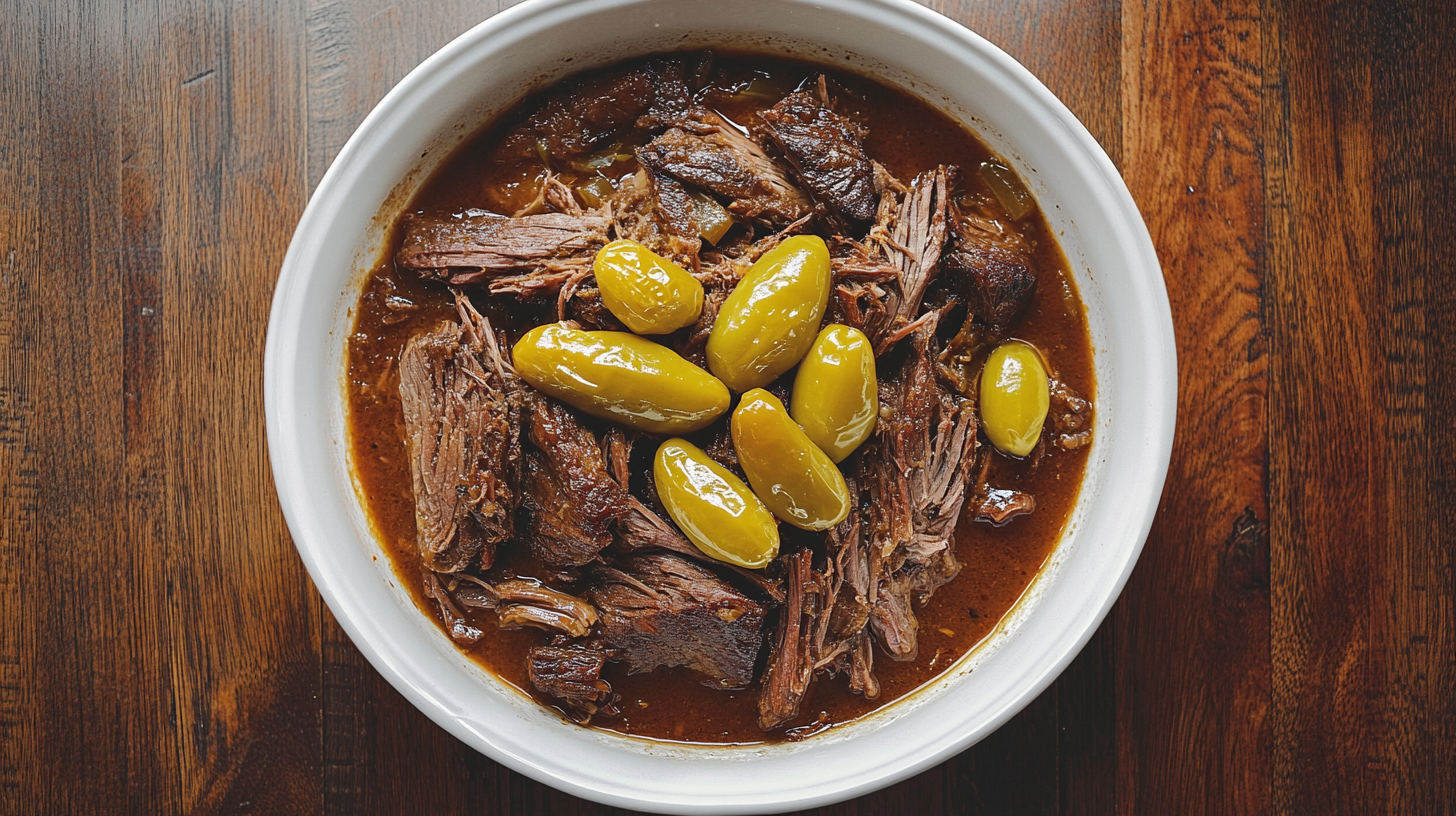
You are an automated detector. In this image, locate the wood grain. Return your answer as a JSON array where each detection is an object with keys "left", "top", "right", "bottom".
[
  {"left": 1118, "top": 0, "right": 1271, "bottom": 814},
  {"left": 1264, "top": 1, "right": 1455, "bottom": 812},
  {"left": 1, "top": 0, "right": 1452, "bottom": 813}
]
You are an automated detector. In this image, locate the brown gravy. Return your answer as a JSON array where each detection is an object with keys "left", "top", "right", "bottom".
[{"left": 345, "top": 52, "right": 1094, "bottom": 744}]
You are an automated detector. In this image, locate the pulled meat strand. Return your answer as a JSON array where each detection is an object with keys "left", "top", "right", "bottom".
[
  {"left": 499, "top": 605, "right": 596, "bottom": 638},
  {"left": 875, "top": 166, "right": 953, "bottom": 354},
  {"left": 757, "top": 550, "right": 819, "bottom": 730},
  {"left": 398, "top": 293, "right": 521, "bottom": 573},
  {"left": 423, "top": 572, "right": 485, "bottom": 645}
]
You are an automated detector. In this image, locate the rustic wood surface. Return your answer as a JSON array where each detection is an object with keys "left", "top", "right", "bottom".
[{"left": 2, "top": 0, "right": 1452, "bottom": 812}]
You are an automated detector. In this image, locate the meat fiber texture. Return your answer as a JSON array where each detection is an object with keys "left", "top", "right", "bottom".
[{"left": 398, "top": 294, "right": 521, "bottom": 573}]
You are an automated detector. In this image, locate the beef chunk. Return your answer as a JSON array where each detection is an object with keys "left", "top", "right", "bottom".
[
  {"left": 637, "top": 110, "right": 810, "bottom": 224},
  {"left": 1050, "top": 377, "right": 1093, "bottom": 450},
  {"left": 588, "top": 554, "right": 768, "bottom": 687},
  {"left": 522, "top": 389, "right": 629, "bottom": 566},
  {"left": 498, "top": 60, "right": 691, "bottom": 165},
  {"left": 760, "top": 87, "right": 877, "bottom": 222},
  {"left": 646, "top": 169, "right": 704, "bottom": 265},
  {"left": 945, "top": 207, "right": 1037, "bottom": 343},
  {"left": 757, "top": 550, "right": 819, "bottom": 730},
  {"left": 528, "top": 645, "right": 614, "bottom": 718},
  {"left": 396, "top": 210, "right": 609, "bottom": 283},
  {"left": 398, "top": 294, "right": 522, "bottom": 573}
]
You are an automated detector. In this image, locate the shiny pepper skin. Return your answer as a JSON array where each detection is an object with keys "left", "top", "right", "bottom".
[
  {"left": 706, "top": 235, "right": 831, "bottom": 391},
  {"left": 592, "top": 239, "right": 704, "bottom": 335},
  {"left": 513, "top": 323, "right": 729, "bottom": 434},
  {"left": 790, "top": 324, "right": 878, "bottom": 462},
  {"left": 653, "top": 438, "right": 780, "bottom": 569},
  {"left": 980, "top": 340, "right": 1050, "bottom": 457},
  {"left": 732, "top": 388, "right": 851, "bottom": 531}
]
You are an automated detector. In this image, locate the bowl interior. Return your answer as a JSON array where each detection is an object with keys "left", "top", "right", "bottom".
[{"left": 265, "top": 0, "right": 1173, "bottom": 812}]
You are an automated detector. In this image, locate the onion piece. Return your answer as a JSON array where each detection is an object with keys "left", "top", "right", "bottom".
[{"left": 979, "top": 160, "right": 1034, "bottom": 220}]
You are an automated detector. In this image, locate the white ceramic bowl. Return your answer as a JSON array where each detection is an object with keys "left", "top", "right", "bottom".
[{"left": 265, "top": 0, "right": 1175, "bottom": 811}]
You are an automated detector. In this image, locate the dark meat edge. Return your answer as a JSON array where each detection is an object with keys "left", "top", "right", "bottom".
[
  {"left": 528, "top": 644, "right": 615, "bottom": 721},
  {"left": 498, "top": 58, "right": 692, "bottom": 165},
  {"left": 759, "top": 84, "right": 878, "bottom": 223},
  {"left": 588, "top": 553, "right": 768, "bottom": 688},
  {"left": 521, "top": 389, "right": 630, "bottom": 567},
  {"left": 637, "top": 108, "right": 811, "bottom": 225}
]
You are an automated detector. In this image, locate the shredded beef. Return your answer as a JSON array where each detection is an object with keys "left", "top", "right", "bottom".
[
  {"left": 529, "top": 645, "right": 615, "bottom": 719},
  {"left": 522, "top": 389, "right": 629, "bottom": 566},
  {"left": 452, "top": 575, "right": 600, "bottom": 638},
  {"left": 589, "top": 554, "right": 768, "bottom": 687},
  {"left": 757, "top": 550, "right": 819, "bottom": 729},
  {"left": 825, "top": 167, "right": 954, "bottom": 353},
  {"left": 818, "top": 487, "right": 875, "bottom": 654},
  {"left": 396, "top": 210, "right": 609, "bottom": 282},
  {"left": 760, "top": 86, "right": 877, "bottom": 222},
  {"left": 398, "top": 294, "right": 521, "bottom": 573},
  {"left": 637, "top": 109, "right": 810, "bottom": 224},
  {"left": 869, "top": 571, "right": 920, "bottom": 661},
  {"left": 859, "top": 314, "right": 977, "bottom": 659}
]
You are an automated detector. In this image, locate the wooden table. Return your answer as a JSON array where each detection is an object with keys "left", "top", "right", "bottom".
[{"left": 4, "top": 0, "right": 1452, "bottom": 813}]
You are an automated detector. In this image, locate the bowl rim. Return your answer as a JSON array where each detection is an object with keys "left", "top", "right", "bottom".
[{"left": 265, "top": 0, "right": 1175, "bottom": 811}]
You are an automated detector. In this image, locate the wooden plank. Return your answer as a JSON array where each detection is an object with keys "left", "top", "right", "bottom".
[
  {"left": 1117, "top": 0, "right": 1270, "bottom": 814},
  {"left": 1369, "top": 3, "right": 1456, "bottom": 809},
  {"left": 138, "top": 1, "right": 321, "bottom": 812},
  {"left": 1264, "top": 1, "right": 1456, "bottom": 812},
  {"left": 1366, "top": 5, "right": 1456, "bottom": 809},
  {"left": 0, "top": 2, "right": 145, "bottom": 812},
  {"left": 117, "top": 1, "right": 187, "bottom": 813},
  {"left": 0, "top": 5, "right": 42, "bottom": 812}
]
